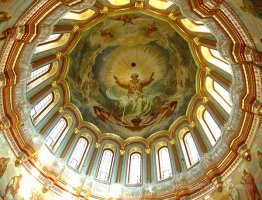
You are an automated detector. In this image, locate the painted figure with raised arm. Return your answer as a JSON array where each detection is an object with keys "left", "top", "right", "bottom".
[{"left": 113, "top": 72, "right": 154, "bottom": 116}]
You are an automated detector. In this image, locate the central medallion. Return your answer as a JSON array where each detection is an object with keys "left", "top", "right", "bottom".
[{"left": 67, "top": 13, "right": 197, "bottom": 138}]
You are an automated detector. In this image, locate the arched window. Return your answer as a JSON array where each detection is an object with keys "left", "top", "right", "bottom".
[
  {"left": 157, "top": 147, "right": 172, "bottom": 180},
  {"left": 180, "top": 18, "right": 211, "bottom": 33},
  {"left": 200, "top": 110, "right": 221, "bottom": 146},
  {"left": 30, "top": 93, "right": 53, "bottom": 121},
  {"left": 34, "top": 33, "right": 71, "bottom": 54},
  {"left": 45, "top": 118, "right": 67, "bottom": 151},
  {"left": 97, "top": 149, "right": 114, "bottom": 182},
  {"left": 206, "top": 77, "right": 232, "bottom": 114},
  {"left": 68, "top": 138, "right": 89, "bottom": 170},
  {"left": 181, "top": 132, "right": 200, "bottom": 168},
  {"left": 214, "top": 81, "right": 232, "bottom": 108},
  {"left": 200, "top": 46, "right": 232, "bottom": 75},
  {"left": 27, "top": 64, "right": 51, "bottom": 85},
  {"left": 128, "top": 153, "right": 142, "bottom": 184}
]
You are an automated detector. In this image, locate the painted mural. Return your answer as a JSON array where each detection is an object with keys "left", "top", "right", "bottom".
[
  {"left": 0, "top": 0, "right": 35, "bottom": 49},
  {"left": 203, "top": 126, "right": 262, "bottom": 200},
  {"left": 241, "top": 0, "right": 262, "bottom": 19},
  {"left": 226, "top": 0, "right": 262, "bottom": 51},
  {"left": 67, "top": 14, "right": 197, "bottom": 138},
  {"left": 0, "top": 133, "right": 64, "bottom": 200}
]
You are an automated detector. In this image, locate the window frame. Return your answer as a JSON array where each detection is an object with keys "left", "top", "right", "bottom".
[
  {"left": 157, "top": 146, "right": 173, "bottom": 181},
  {"left": 30, "top": 92, "right": 54, "bottom": 122},
  {"left": 96, "top": 148, "right": 115, "bottom": 183},
  {"left": 45, "top": 117, "right": 68, "bottom": 151},
  {"left": 202, "top": 109, "right": 221, "bottom": 144},
  {"left": 27, "top": 64, "right": 52, "bottom": 85},
  {"left": 67, "top": 137, "right": 89, "bottom": 171},
  {"left": 126, "top": 152, "right": 142, "bottom": 185},
  {"left": 181, "top": 132, "right": 200, "bottom": 169}
]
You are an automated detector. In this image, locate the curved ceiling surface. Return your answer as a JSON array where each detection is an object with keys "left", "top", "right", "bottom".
[
  {"left": 67, "top": 13, "right": 197, "bottom": 138},
  {"left": 1, "top": 0, "right": 261, "bottom": 199}
]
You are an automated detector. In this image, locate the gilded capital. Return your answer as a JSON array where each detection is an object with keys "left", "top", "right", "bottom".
[
  {"left": 202, "top": 97, "right": 208, "bottom": 103},
  {"left": 205, "top": 67, "right": 211, "bottom": 75},
  {"left": 58, "top": 107, "right": 64, "bottom": 113},
  {"left": 194, "top": 37, "right": 200, "bottom": 45},
  {"left": 84, "top": 192, "right": 90, "bottom": 200},
  {"left": 189, "top": 121, "right": 196, "bottom": 128},
  {"left": 120, "top": 150, "right": 125, "bottom": 155},
  {"left": 73, "top": 25, "right": 79, "bottom": 33},
  {"left": 74, "top": 128, "right": 79, "bottom": 134},
  {"left": 145, "top": 148, "right": 151, "bottom": 154},
  {"left": 100, "top": 7, "right": 108, "bottom": 13},
  {"left": 135, "top": 1, "right": 144, "bottom": 8},
  {"left": 168, "top": 12, "right": 177, "bottom": 21},
  {"left": 56, "top": 52, "right": 62, "bottom": 59},
  {"left": 95, "top": 142, "right": 101, "bottom": 148},
  {"left": 51, "top": 81, "right": 57, "bottom": 87},
  {"left": 169, "top": 139, "right": 176, "bottom": 145}
]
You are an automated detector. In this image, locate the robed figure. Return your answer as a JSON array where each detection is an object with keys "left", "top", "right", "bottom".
[
  {"left": 0, "top": 157, "right": 10, "bottom": 177},
  {"left": 2, "top": 174, "right": 23, "bottom": 200},
  {"left": 240, "top": 170, "right": 261, "bottom": 200},
  {"left": 113, "top": 72, "right": 154, "bottom": 116}
]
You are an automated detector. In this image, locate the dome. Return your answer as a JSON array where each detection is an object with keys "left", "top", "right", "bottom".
[{"left": 0, "top": 0, "right": 261, "bottom": 199}]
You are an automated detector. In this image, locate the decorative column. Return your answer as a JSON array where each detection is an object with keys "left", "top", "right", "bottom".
[
  {"left": 86, "top": 142, "right": 100, "bottom": 176},
  {"left": 145, "top": 148, "right": 151, "bottom": 183},
  {"left": 116, "top": 149, "right": 125, "bottom": 183},
  {"left": 169, "top": 139, "right": 181, "bottom": 173}
]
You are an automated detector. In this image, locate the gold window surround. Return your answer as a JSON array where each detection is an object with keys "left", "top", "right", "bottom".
[
  {"left": 46, "top": 113, "right": 74, "bottom": 152},
  {"left": 205, "top": 76, "right": 232, "bottom": 114},
  {"left": 34, "top": 33, "right": 71, "bottom": 54},
  {"left": 126, "top": 147, "right": 143, "bottom": 185},
  {"left": 62, "top": 9, "right": 96, "bottom": 21},
  {"left": 200, "top": 46, "right": 232, "bottom": 75},
  {"left": 27, "top": 61, "right": 59, "bottom": 92},
  {"left": 154, "top": 141, "right": 173, "bottom": 181},
  {"left": 148, "top": 0, "right": 173, "bottom": 10},
  {"left": 106, "top": 0, "right": 130, "bottom": 6},
  {"left": 180, "top": 18, "right": 211, "bottom": 33},
  {"left": 33, "top": 89, "right": 61, "bottom": 126}
]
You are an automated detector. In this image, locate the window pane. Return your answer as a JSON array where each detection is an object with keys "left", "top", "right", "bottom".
[
  {"left": 201, "top": 46, "right": 232, "bottom": 75},
  {"left": 27, "top": 64, "right": 50, "bottom": 84},
  {"left": 68, "top": 138, "right": 88, "bottom": 170},
  {"left": 214, "top": 82, "right": 232, "bottom": 107},
  {"left": 158, "top": 147, "right": 172, "bottom": 180},
  {"left": 128, "top": 153, "right": 141, "bottom": 184},
  {"left": 30, "top": 93, "right": 53, "bottom": 120},
  {"left": 184, "top": 133, "right": 200, "bottom": 167},
  {"left": 45, "top": 118, "right": 66, "bottom": 150},
  {"left": 97, "top": 150, "right": 114, "bottom": 182},
  {"left": 205, "top": 77, "right": 231, "bottom": 114},
  {"left": 200, "top": 119, "right": 216, "bottom": 146},
  {"left": 204, "top": 110, "right": 221, "bottom": 141}
]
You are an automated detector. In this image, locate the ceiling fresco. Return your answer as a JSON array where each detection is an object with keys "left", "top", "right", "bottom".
[{"left": 67, "top": 13, "right": 198, "bottom": 138}]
